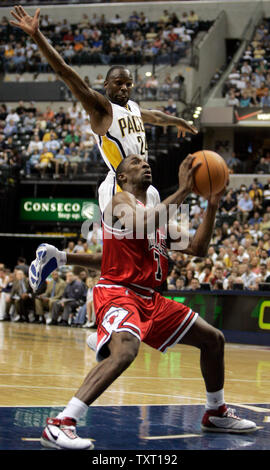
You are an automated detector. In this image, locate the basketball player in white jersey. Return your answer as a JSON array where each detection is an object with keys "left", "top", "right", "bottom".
[{"left": 10, "top": 6, "right": 198, "bottom": 212}]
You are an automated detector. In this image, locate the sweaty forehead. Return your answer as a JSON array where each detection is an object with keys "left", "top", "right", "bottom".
[{"left": 109, "top": 68, "right": 133, "bottom": 81}]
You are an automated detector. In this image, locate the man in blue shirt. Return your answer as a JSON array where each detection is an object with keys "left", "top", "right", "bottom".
[{"left": 237, "top": 191, "right": 253, "bottom": 223}]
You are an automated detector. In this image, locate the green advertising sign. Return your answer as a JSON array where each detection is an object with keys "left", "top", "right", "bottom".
[{"left": 20, "top": 198, "right": 100, "bottom": 222}]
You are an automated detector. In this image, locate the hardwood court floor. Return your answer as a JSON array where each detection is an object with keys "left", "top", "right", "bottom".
[
  {"left": 0, "top": 322, "right": 269, "bottom": 407},
  {"left": 0, "top": 322, "right": 269, "bottom": 451}
]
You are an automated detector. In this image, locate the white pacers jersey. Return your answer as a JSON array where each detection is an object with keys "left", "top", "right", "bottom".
[{"left": 91, "top": 99, "right": 160, "bottom": 212}]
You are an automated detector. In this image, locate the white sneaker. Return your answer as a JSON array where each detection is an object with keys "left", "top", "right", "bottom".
[
  {"left": 40, "top": 417, "right": 94, "bottom": 450},
  {"left": 86, "top": 332, "right": 97, "bottom": 352},
  {"left": 13, "top": 315, "right": 20, "bottom": 322},
  {"left": 29, "top": 244, "right": 66, "bottom": 292},
  {"left": 28, "top": 312, "right": 36, "bottom": 323},
  {"left": 83, "top": 321, "right": 95, "bottom": 328},
  {"left": 201, "top": 405, "right": 257, "bottom": 433}
]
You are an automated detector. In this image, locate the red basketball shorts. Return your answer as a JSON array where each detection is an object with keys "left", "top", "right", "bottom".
[{"left": 93, "top": 282, "right": 198, "bottom": 362}]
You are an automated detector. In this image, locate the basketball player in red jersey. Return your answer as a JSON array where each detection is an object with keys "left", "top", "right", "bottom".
[{"left": 30, "top": 154, "right": 256, "bottom": 449}]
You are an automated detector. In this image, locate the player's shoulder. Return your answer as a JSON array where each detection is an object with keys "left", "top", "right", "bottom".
[
  {"left": 127, "top": 99, "right": 141, "bottom": 113},
  {"left": 103, "top": 190, "right": 136, "bottom": 214},
  {"left": 112, "top": 190, "right": 137, "bottom": 206}
]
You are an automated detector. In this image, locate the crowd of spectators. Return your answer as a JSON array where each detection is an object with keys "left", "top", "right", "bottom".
[
  {"left": 0, "top": 10, "right": 203, "bottom": 72},
  {"left": 224, "top": 19, "right": 270, "bottom": 107},
  {"left": 0, "top": 179, "right": 270, "bottom": 327},
  {"left": 168, "top": 179, "right": 270, "bottom": 292},
  {"left": 0, "top": 226, "right": 102, "bottom": 327},
  {"left": 0, "top": 96, "right": 189, "bottom": 181},
  {"left": 0, "top": 100, "right": 104, "bottom": 180}
]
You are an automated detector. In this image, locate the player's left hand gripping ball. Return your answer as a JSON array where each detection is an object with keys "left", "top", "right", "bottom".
[{"left": 29, "top": 243, "right": 66, "bottom": 292}]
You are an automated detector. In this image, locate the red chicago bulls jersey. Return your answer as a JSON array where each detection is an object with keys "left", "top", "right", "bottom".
[{"left": 100, "top": 202, "right": 169, "bottom": 291}]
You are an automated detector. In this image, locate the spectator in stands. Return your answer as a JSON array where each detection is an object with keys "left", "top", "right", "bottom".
[
  {"left": 167, "top": 268, "right": 181, "bottom": 290},
  {"left": 49, "top": 271, "right": 86, "bottom": 326},
  {"left": 36, "top": 145, "right": 54, "bottom": 178},
  {"left": 64, "top": 241, "right": 75, "bottom": 254},
  {"left": 159, "top": 10, "right": 170, "bottom": 24},
  {"left": 237, "top": 245, "right": 250, "bottom": 263},
  {"left": 260, "top": 262, "right": 270, "bottom": 281},
  {"left": 0, "top": 268, "right": 9, "bottom": 319},
  {"left": 14, "top": 256, "right": 29, "bottom": 276},
  {"left": 74, "top": 239, "right": 85, "bottom": 253},
  {"left": 256, "top": 82, "right": 269, "bottom": 101},
  {"left": 187, "top": 11, "right": 199, "bottom": 29},
  {"left": 144, "top": 74, "right": 159, "bottom": 99},
  {"left": 240, "top": 262, "right": 258, "bottom": 288},
  {"left": 241, "top": 61, "right": 252, "bottom": 75},
  {"left": 126, "top": 11, "right": 140, "bottom": 30},
  {"left": 237, "top": 191, "right": 253, "bottom": 223},
  {"left": 226, "top": 89, "right": 240, "bottom": 106},
  {"left": 3, "top": 119, "right": 17, "bottom": 137},
  {"left": 239, "top": 90, "right": 252, "bottom": 107},
  {"left": 0, "top": 270, "right": 14, "bottom": 321},
  {"left": 35, "top": 270, "right": 66, "bottom": 324},
  {"left": 260, "top": 213, "right": 270, "bottom": 232},
  {"left": 187, "top": 277, "right": 201, "bottom": 291},
  {"left": 261, "top": 88, "right": 270, "bottom": 106},
  {"left": 198, "top": 262, "right": 212, "bottom": 284},
  {"left": 51, "top": 147, "right": 67, "bottom": 179},
  {"left": 165, "top": 98, "right": 177, "bottom": 116},
  {"left": 81, "top": 277, "right": 96, "bottom": 328},
  {"left": 249, "top": 210, "right": 263, "bottom": 226},
  {"left": 25, "top": 148, "right": 41, "bottom": 178},
  {"left": 66, "top": 148, "right": 80, "bottom": 177},
  {"left": 220, "top": 191, "right": 237, "bottom": 217},
  {"left": 7, "top": 269, "right": 34, "bottom": 323},
  {"left": 110, "top": 14, "right": 123, "bottom": 25},
  {"left": 255, "top": 157, "right": 270, "bottom": 174},
  {"left": 209, "top": 264, "right": 225, "bottom": 289},
  {"left": 43, "top": 105, "right": 54, "bottom": 122},
  {"left": 0, "top": 151, "right": 9, "bottom": 171}
]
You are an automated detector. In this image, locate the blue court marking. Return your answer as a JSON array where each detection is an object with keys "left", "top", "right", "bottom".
[{"left": 0, "top": 404, "right": 269, "bottom": 450}]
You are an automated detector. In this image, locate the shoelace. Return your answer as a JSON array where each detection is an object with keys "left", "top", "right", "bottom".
[
  {"left": 61, "top": 425, "right": 77, "bottom": 439},
  {"left": 223, "top": 408, "right": 241, "bottom": 420}
]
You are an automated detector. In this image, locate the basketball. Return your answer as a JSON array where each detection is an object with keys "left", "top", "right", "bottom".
[{"left": 191, "top": 150, "right": 229, "bottom": 198}]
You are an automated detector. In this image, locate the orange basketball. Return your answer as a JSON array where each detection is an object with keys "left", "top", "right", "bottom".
[{"left": 191, "top": 150, "right": 229, "bottom": 198}]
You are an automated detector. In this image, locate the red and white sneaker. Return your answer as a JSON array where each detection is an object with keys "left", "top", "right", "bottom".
[
  {"left": 40, "top": 417, "right": 94, "bottom": 450},
  {"left": 201, "top": 404, "right": 257, "bottom": 433}
]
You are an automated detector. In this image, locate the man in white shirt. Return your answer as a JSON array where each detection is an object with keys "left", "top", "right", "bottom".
[{"left": 240, "top": 263, "right": 258, "bottom": 288}]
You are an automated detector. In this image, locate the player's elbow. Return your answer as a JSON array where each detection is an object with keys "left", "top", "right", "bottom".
[
  {"left": 57, "top": 63, "right": 73, "bottom": 81},
  {"left": 189, "top": 242, "right": 208, "bottom": 258}
]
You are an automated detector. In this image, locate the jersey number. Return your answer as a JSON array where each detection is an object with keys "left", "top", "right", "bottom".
[
  {"left": 137, "top": 136, "right": 148, "bottom": 156},
  {"left": 154, "top": 251, "right": 163, "bottom": 282}
]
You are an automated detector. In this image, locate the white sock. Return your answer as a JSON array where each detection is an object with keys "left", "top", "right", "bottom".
[
  {"left": 58, "top": 250, "right": 67, "bottom": 266},
  {"left": 57, "top": 397, "right": 88, "bottom": 421},
  {"left": 206, "top": 389, "right": 225, "bottom": 410}
]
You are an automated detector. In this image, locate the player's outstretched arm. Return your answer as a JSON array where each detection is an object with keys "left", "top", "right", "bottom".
[
  {"left": 66, "top": 252, "right": 102, "bottom": 268},
  {"left": 140, "top": 108, "right": 198, "bottom": 138},
  {"left": 10, "top": 5, "right": 112, "bottom": 135}
]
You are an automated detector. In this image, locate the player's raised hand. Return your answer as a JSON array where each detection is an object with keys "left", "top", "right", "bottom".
[
  {"left": 10, "top": 5, "right": 40, "bottom": 37},
  {"left": 178, "top": 154, "right": 201, "bottom": 194},
  {"left": 177, "top": 119, "right": 198, "bottom": 139}
]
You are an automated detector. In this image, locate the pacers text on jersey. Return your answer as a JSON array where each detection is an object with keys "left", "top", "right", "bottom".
[{"left": 118, "top": 115, "right": 145, "bottom": 137}]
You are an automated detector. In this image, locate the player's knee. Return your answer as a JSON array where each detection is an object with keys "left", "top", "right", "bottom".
[
  {"left": 110, "top": 337, "right": 139, "bottom": 372},
  {"left": 206, "top": 327, "right": 225, "bottom": 354}
]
